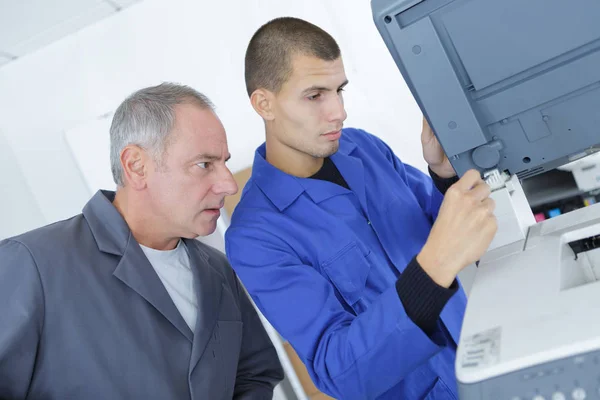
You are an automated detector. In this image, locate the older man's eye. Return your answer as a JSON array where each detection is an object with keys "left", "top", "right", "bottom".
[{"left": 197, "top": 162, "right": 209, "bottom": 169}]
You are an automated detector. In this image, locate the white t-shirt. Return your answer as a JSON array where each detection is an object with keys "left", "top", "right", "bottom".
[{"left": 140, "top": 240, "right": 198, "bottom": 332}]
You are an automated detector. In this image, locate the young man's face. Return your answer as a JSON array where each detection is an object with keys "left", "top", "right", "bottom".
[
  {"left": 270, "top": 54, "right": 348, "bottom": 159},
  {"left": 144, "top": 104, "right": 238, "bottom": 239}
]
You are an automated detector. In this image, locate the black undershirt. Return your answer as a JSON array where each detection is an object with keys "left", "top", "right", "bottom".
[
  {"left": 310, "top": 157, "right": 459, "bottom": 336},
  {"left": 310, "top": 157, "right": 350, "bottom": 190}
]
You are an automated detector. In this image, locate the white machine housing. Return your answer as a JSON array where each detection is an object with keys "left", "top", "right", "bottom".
[
  {"left": 457, "top": 176, "right": 600, "bottom": 399},
  {"left": 559, "top": 152, "right": 600, "bottom": 193}
]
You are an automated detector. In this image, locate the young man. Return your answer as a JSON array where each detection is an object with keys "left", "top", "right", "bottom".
[
  {"left": 225, "top": 18, "right": 497, "bottom": 399},
  {"left": 0, "top": 83, "right": 283, "bottom": 399}
]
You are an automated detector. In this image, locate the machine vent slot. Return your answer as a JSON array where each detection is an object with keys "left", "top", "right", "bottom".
[
  {"left": 516, "top": 167, "right": 544, "bottom": 179},
  {"left": 568, "top": 234, "right": 600, "bottom": 259}
]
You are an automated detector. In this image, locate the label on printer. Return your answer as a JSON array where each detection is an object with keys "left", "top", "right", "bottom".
[{"left": 461, "top": 326, "right": 501, "bottom": 369}]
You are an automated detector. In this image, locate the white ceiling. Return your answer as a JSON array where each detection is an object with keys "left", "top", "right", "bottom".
[{"left": 0, "top": 0, "right": 141, "bottom": 67}]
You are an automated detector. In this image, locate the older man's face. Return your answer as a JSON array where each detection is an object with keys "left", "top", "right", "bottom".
[{"left": 145, "top": 103, "right": 238, "bottom": 239}]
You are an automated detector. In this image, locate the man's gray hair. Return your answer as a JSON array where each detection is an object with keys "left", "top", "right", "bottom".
[{"left": 109, "top": 82, "right": 215, "bottom": 186}]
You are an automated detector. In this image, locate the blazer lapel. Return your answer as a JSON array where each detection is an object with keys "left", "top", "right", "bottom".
[
  {"left": 83, "top": 190, "right": 193, "bottom": 341},
  {"left": 185, "top": 240, "right": 224, "bottom": 374},
  {"left": 113, "top": 239, "right": 193, "bottom": 342}
]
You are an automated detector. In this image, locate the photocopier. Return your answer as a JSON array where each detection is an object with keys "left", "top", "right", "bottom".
[{"left": 371, "top": 0, "right": 600, "bottom": 399}]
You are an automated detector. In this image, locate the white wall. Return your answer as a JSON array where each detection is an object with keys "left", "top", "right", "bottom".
[
  {"left": 0, "top": 0, "right": 424, "bottom": 230},
  {"left": 0, "top": 130, "right": 45, "bottom": 239}
]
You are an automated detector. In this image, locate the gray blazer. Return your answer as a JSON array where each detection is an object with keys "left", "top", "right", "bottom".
[{"left": 0, "top": 190, "right": 283, "bottom": 399}]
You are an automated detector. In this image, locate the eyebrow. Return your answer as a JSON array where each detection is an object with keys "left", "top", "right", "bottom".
[
  {"left": 301, "top": 79, "right": 349, "bottom": 95},
  {"left": 190, "top": 153, "right": 231, "bottom": 162}
]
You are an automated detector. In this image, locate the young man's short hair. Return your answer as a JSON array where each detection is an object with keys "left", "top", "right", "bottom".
[{"left": 245, "top": 17, "right": 341, "bottom": 97}]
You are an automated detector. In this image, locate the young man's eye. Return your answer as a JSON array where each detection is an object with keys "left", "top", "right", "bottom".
[{"left": 307, "top": 93, "right": 321, "bottom": 101}]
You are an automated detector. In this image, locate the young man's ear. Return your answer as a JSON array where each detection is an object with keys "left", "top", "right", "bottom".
[
  {"left": 250, "top": 89, "right": 275, "bottom": 121},
  {"left": 120, "top": 145, "right": 148, "bottom": 190}
]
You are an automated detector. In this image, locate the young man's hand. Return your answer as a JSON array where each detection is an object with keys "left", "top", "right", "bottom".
[
  {"left": 421, "top": 116, "right": 456, "bottom": 178},
  {"left": 417, "top": 170, "right": 497, "bottom": 287}
]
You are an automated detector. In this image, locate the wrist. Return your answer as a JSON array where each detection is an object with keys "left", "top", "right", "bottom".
[
  {"left": 429, "top": 163, "right": 456, "bottom": 179},
  {"left": 416, "top": 247, "right": 457, "bottom": 288}
]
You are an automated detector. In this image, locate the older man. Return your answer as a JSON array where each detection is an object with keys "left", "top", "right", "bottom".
[{"left": 0, "top": 83, "right": 283, "bottom": 399}]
